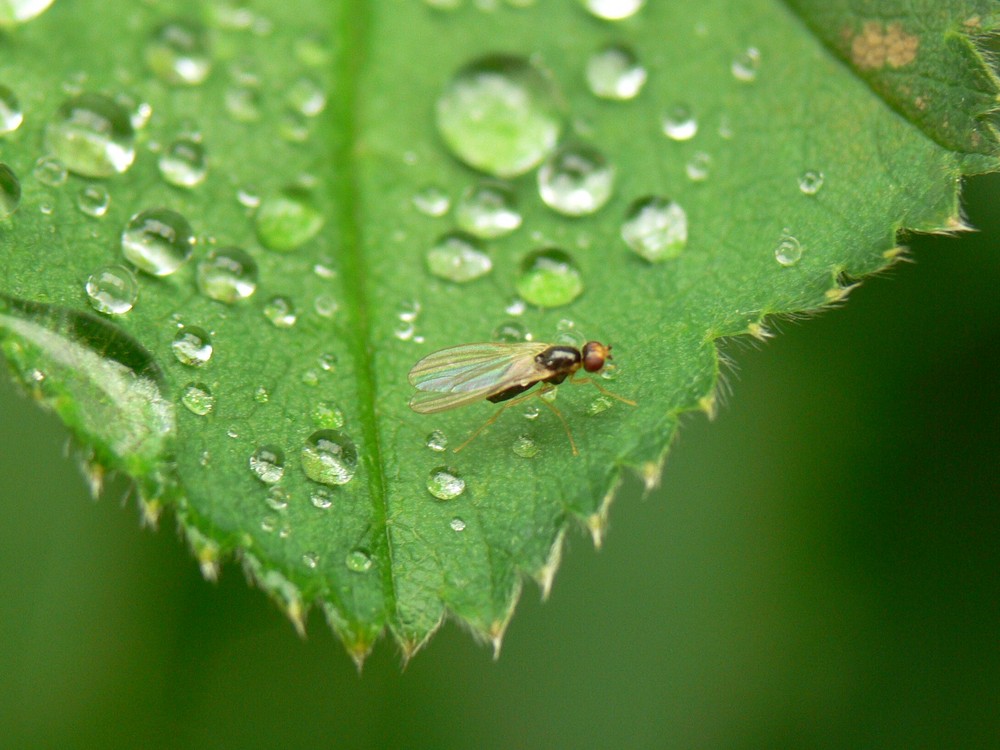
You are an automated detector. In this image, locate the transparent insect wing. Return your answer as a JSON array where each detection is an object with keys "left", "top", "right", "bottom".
[
  {"left": 409, "top": 387, "right": 498, "bottom": 414},
  {"left": 408, "top": 342, "right": 549, "bottom": 394}
]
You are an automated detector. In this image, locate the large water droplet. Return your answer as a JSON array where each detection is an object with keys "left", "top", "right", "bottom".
[
  {"left": 585, "top": 44, "right": 647, "bottom": 100},
  {"left": 0, "top": 163, "right": 21, "bottom": 219},
  {"left": 181, "top": 382, "right": 215, "bottom": 415},
  {"left": 798, "top": 170, "right": 824, "bottom": 196},
  {"left": 171, "top": 326, "right": 213, "bottom": 366},
  {"left": 427, "top": 466, "right": 465, "bottom": 500},
  {"left": 121, "top": 208, "right": 196, "bottom": 276},
  {"left": 146, "top": 19, "right": 212, "bottom": 86},
  {"left": 263, "top": 295, "right": 297, "bottom": 328},
  {"left": 0, "top": 85, "right": 24, "bottom": 134},
  {"left": 661, "top": 104, "right": 697, "bottom": 141},
  {"left": 249, "top": 445, "right": 285, "bottom": 484},
  {"left": 516, "top": 248, "right": 583, "bottom": 308},
  {"left": 426, "top": 231, "right": 492, "bottom": 283},
  {"left": 0, "top": 0, "right": 54, "bottom": 25},
  {"left": 44, "top": 93, "right": 136, "bottom": 177},
  {"left": 580, "top": 0, "right": 644, "bottom": 20},
  {"left": 621, "top": 196, "right": 688, "bottom": 262},
  {"left": 345, "top": 549, "right": 373, "bottom": 573},
  {"left": 301, "top": 429, "right": 358, "bottom": 486},
  {"left": 774, "top": 231, "right": 802, "bottom": 267},
  {"left": 76, "top": 184, "right": 110, "bottom": 217},
  {"left": 158, "top": 136, "right": 208, "bottom": 188},
  {"left": 255, "top": 187, "right": 324, "bottom": 251},
  {"left": 85, "top": 265, "right": 138, "bottom": 315},
  {"left": 512, "top": 434, "right": 539, "bottom": 458},
  {"left": 455, "top": 181, "right": 521, "bottom": 238},
  {"left": 537, "top": 144, "right": 614, "bottom": 216},
  {"left": 436, "top": 54, "right": 563, "bottom": 178},
  {"left": 196, "top": 247, "right": 258, "bottom": 303}
]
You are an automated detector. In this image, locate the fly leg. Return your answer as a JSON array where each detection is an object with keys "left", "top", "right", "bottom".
[
  {"left": 568, "top": 374, "right": 637, "bottom": 406},
  {"left": 453, "top": 388, "right": 545, "bottom": 454}
]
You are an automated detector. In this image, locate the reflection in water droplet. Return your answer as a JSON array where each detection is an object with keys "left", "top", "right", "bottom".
[
  {"left": 450, "top": 517, "right": 467, "bottom": 532},
  {"left": 301, "top": 429, "right": 358, "bottom": 486},
  {"left": 662, "top": 104, "right": 697, "bottom": 141},
  {"left": 249, "top": 445, "right": 285, "bottom": 484},
  {"left": 33, "top": 156, "right": 67, "bottom": 187},
  {"left": 685, "top": 151, "right": 711, "bottom": 182},
  {"left": 263, "top": 295, "right": 297, "bottom": 328},
  {"left": 146, "top": 19, "right": 212, "bottom": 86},
  {"left": 512, "top": 434, "right": 539, "bottom": 458},
  {"left": 426, "top": 232, "right": 492, "bottom": 283},
  {"left": 774, "top": 231, "right": 802, "bottom": 267},
  {"left": 196, "top": 247, "right": 258, "bottom": 303},
  {"left": 516, "top": 248, "right": 583, "bottom": 308},
  {"left": 538, "top": 144, "right": 614, "bottom": 216},
  {"left": 0, "top": 0, "right": 55, "bottom": 27},
  {"left": 505, "top": 297, "right": 527, "bottom": 316},
  {"left": 310, "top": 487, "right": 333, "bottom": 509},
  {"left": 311, "top": 401, "right": 345, "bottom": 429},
  {"left": 44, "top": 93, "right": 136, "bottom": 177},
  {"left": 426, "top": 429, "right": 448, "bottom": 452},
  {"left": 345, "top": 549, "right": 373, "bottom": 573},
  {"left": 436, "top": 54, "right": 563, "bottom": 178},
  {"left": 181, "top": 382, "right": 215, "bottom": 415},
  {"left": 85, "top": 264, "right": 138, "bottom": 315},
  {"left": 731, "top": 47, "right": 761, "bottom": 82},
  {"left": 586, "top": 44, "right": 647, "bottom": 100},
  {"left": 621, "top": 196, "right": 688, "bottom": 262},
  {"left": 427, "top": 466, "right": 465, "bottom": 500},
  {"left": 455, "top": 181, "right": 521, "bottom": 238},
  {"left": 77, "top": 184, "right": 110, "bottom": 217},
  {"left": 122, "top": 208, "right": 196, "bottom": 276},
  {"left": 0, "top": 84, "right": 24, "bottom": 134},
  {"left": 171, "top": 326, "right": 213, "bottom": 366},
  {"left": 158, "top": 136, "right": 208, "bottom": 188},
  {"left": 580, "top": 0, "right": 644, "bottom": 20},
  {"left": 255, "top": 187, "right": 324, "bottom": 251},
  {"left": 0, "top": 163, "right": 21, "bottom": 219},
  {"left": 798, "top": 170, "right": 824, "bottom": 196}
]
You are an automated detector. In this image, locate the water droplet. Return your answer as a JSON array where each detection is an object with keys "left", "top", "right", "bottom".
[
  {"left": 426, "top": 231, "right": 492, "bottom": 283},
  {"left": 450, "top": 517, "right": 467, "bottom": 532},
  {"left": 255, "top": 187, "right": 324, "bottom": 251},
  {"left": 44, "top": 93, "right": 135, "bottom": 177},
  {"left": 397, "top": 299, "right": 421, "bottom": 322},
  {"left": 261, "top": 516, "right": 277, "bottom": 533},
  {"left": 516, "top": 248, "right": 583, "bottom": 308},
  {"left": 38, "top": 202, "right": 53, "bottom": 215},
  {"left": 76, "top": 184, "right": 110, "bottom": 217},
  {"left": 512, "top": 434, "right": 539, "bottom": 458},
  {"left": 585, "top": 44, "right": 647, "bottom": 100},
  {"left": 253, "top": 385, "right": 269, "bottom": 403},
  {"left": 436, "top": 54, "right": 563, "bottom": 178},
  {"left": 158, "top": 136, "right": 208, "bottom": 188},
  {"left": 798, "top": 170, "right": 824, "bottom": 196},
  {"left": 412, "top": 185, "right": 451, "bottom": 217},
  {"left": 394, "top": 321, "right": 415, "bottom": 341},
  {"left": 171, "top": 326, "right": 213, "bottom": 366},
  {"left": 302, "top": 551, "right": 319, "bottom": 569},
  {"left": 310, "top": 487, "right": 333, "bottom": 509},
  {"left": 0, "top": 84, "right": 24, "bottom": 134},
  {"left": 0, "top": 0, "right": 54, "bottom": 25},
  {"left": 146, "top": 19, "right": 212, "bottom": 86},
  {"left": 580, "top": 0, "right": 644, "bottom": 20},
  {"left": 224, "top": 84, "right": 262, "bottom": 122},
  {"left": 426, "top": 429, "right": 448, "bottom": 452},
  {"left": 266, "top": 485, "right": 289, "bottom": 510},
  {"left": 661, "top": 104, "right": 698, "bottom": 141},
  {"left": 263, "top": 295, "right": 297, "bottom": 328},
  {"left": 84, "top": 264, "right": 138, "bottom": 315},
  {"left": 32, "top": 156, "right": 67, "bottom": 187},
  {"left": 621, "top": 196, "right": 688, "bottom": 262},
  {"left": 427, "top": 466, "right": 465, "bottom": 500},
  {"left": 121, "top": 207, "right": 196, "bottom": 276},
  {"left": 196, "top": 247, "right": 258, "bottom": 303},
  {"left": 278, "top": 111, "right": 309, "bottom": 143},
  {"left": 731, "top": 47, "right": 761, "bottom": 83},
  {"left": 115, "top": 92, "right": 153, "bottom": 130},
  {"left": 286, "top": 77, "right": 326, "bottom": 117},
  {"left": 774, "top": 231, "right": 802, "bottom": 267},
  {"left": 249, "top": 445, "right": 285, "bottom": 484},
  {"left": 493, "top": 320, "right": 528, "bottom": 342},
  {"left": 586, "top": 394, "right": 614, "bottom": 415},
  {"left": 0, "top": 163, "right": 21, "bottom": 219},
  {"left": 301, "top": 369, "right": 320, "bottom": 386},
  {"left": 455, "top": 181, "right": 521, "bottom": 238},
  {"left": 181, "top": 382, "right": 215, "bottom": 415},
  {"left": 538, "top": 144, "right": 614, "bottom": 216},
  {"left": 301, "top": 429, "right": 358, "bottom": 486},
  {"left": 505, "top": 297, "right": 527, "bottom": 316},
  {"left": 345, "top": 549, "right": 372, "bottom": 573},
  {"left": 685, "top": 151, "right": 711, "bottom": 182},
  {"left": 317, "top": 352, "right": 337, "bottom": 371},
  {"left": 313, "top": 293, "right": 339, "bottom": 318},
  {"left": 311, "top": 401, "right": 345, "bottom": 429}
]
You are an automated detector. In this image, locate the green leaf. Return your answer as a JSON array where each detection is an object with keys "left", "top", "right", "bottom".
[{"left": 0, "top": 0, "right": 996, "bottom": 663}]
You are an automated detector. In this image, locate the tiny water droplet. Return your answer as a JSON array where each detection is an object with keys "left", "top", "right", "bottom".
[
  {"left": 492, "top": 320, "right": 529, "bottom": 342},
  {"left": 171, "top": 326, "right": 213, "bottom": 366},
  {"left": 115, "top": 92, "right": 152, "bottom": 130},
  {"left": 450, "top": 517, "right": 467, "bottom": 532},
  {"left": 85, "top": 264, "right": 138, "bottom": 314},
  {"left": 196, "top": 247, "right": 258, "bottom": 302},
  {"left": 301, "top": 369, "right": 320, "bottom": 386},
  {"left": 516, "top": 248, "right": 583, "bottom": 308},
  {"left": 121, "top": 207, "right": 196, "bottom": 276},
  {"left": 317, "top": 352, "right": 337, "bottom": 371},
  {"left": 313, "top": 293, "right": 339, "bottom": 318},
  {"left": 798, "top": 170, "right": 824, "bottom": 196},
  {"left": 512, "top": 434, "right": 539, "bottom": 458},
  {"left": 311, "top": 401, "right": 345, "bottom": 429},
  {"left": 32, "top": 156, "right": 67, "bottom": 187},
  {"left": 302, "top": 551, "right": 319, "bottom": 569},
  {"left": 505, "top": 297, "right": 527, "bottom": 316},
  {"left": 731, "top": 47, "right": 761, "bottom": 82},
  {"left": 263, "top": 295, "right": 297, "bottom": 328},
  {"left": 412, "top": 185, "right": 451, "bottom": 217},
  {"left": 286, "top": 77, "right": 326, "bottom": 117},
  {"left": 580, "top": 0, "right": 644, "bottom": 20},
  {"left": 0, "top": 163, "right": 21, "bottom": 219},
  {"left": 774, "top": 231, "right": 802, "bottom": 267},
  {"left": 310, "top": 487, "right": 333, "bottom": 509},
  {"left": 427, "top": 466, "right": 465, "bottom": 500},
  {"left": 261, "top": 516, "right": 277, "bottom": 533},
  {"left": 0, "top": 84, "right": 24, "bottom": 134},
  {"left": 181, "top": 382, "right": 215, "bottom": 415},
  {"left": 436, "top": 54, "right": 563, "bottom": 178},
  {"left": 266, "top": 485, "right": 289, "bottom": 510},
  {"left": 253, "top": 385, "right": 269, "bottom": 403},
  {"left": 76, "top": 184, "right": 110, "bottom": 217},
  {"left": 158, "top": 136, "right": 208, "bottom": 188},
  {"left": 301, "top": 429, "right": 358, "bottom": 486},
  {"left": 662, "top": 104, "right": 698, "bottom": 141},
  {"left": 250, "top": 445, "right": 285, "bottom": 484},
  {"left": 585, "top": 44, "right": 647, "bottom": 100},
  {"left": 426, "top": 231, "right": 492, "bottom": 283},
  {"left": 146, "top": 19, "right": 212, "bottom": 86},
  {"left": 586, "top": 394, "right": 614, "bottom": 415},
  {"left": 426, "top": 429, "right": 448, "bottom": 452},
  {"left": 455, "top": 181, "right": 521, "bottom": 238},
  {"left": 621, "top": 196, "right": 688, "bottom": 262},
  {"left": 685, "top": 151, "right": 711, "bottom": 182},
  {"left": 345, "top": 549, "right": 373, "bottom": 573},
  {"left": 278, "top": 111, "right": 309, "bottom": 143},
  {"left": 255, "top": 186, "right": 324, "bottom": 251},
  {"left": 44, "top": 93, "right": 136, "bottom": 177},
  {"left": 538, "top": 144, "right": 614, "bottom": 216}
]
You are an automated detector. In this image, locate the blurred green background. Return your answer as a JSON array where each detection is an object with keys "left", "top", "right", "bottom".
[{"left": 1, "top": 173, "right": 997, "bottom": 749}]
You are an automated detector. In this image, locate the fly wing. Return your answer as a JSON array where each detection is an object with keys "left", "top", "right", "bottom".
[{"left": 408, "top": 342, "right": 549, "bottom": 412}]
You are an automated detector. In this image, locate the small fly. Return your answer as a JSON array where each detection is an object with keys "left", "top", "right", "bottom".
[{"left": 408, "top": 340, "right": 636, "bottom": 455}]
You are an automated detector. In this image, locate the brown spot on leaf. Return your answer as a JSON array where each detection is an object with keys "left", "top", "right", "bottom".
[{"left": 850, "top": 21, "right": 919, "bottom": 70}]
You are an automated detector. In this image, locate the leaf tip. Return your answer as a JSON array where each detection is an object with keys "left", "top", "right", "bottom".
[{"left": 534, "top": 529, "right": 566, "bottom": 601}]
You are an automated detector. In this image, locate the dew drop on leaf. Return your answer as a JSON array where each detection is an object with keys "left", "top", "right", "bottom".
[
  {"left": 661, "top": 104, "right": 698, "bottom": 141},
  {"left": 512, "top": 434, "right": 539, "bottom": 458},
  {"left": 181, "top": 382, "right": 215, "bottom": 416},
  {"left": 121, "top": 208, "right": 196, "bottom": 276},
  {"left": 311, "top": 400, "right": 345, "bottom": 429},
  {"left": 426, "top": 231, "right": 492, "bottom": 283},
  {"left": 426, "top": 429, "right": 448, "bottom": 452},
  {"left": 345, "top": 549, "right": 373, "bottom": 573},
  {"left": 585, "top": 44, "right": 647, "bottom": 101},
  {"left": 146, "top": 19, "right": 212, "bottom": 86},
  {"left": 685, "top": 151, "right": 711, "bottom": 182},
  {"left": 0, "top": 0, "right": 54, "bottom": 26},
  {"left": 33, "top": 156, "right": 67, "bottom": 187},
  {"left": 286, "top": 77, "right": 327, "bottom": 117},
  {"left": 255, "top": 187, "right": 324, "bottom": 251},
  {"left": 249, "top": 445, "right": 285, "bottom": 484},
  {"left": 171, "top": 326, "right": 213, "bottom": 367},
  {"left": 302, "top": 552, "right": 319, "bottom": 569},
  {"left": 516, "top": 248, "right": 583, "bottom": 308},
  {"left": 450, "top": 517, "right": 467, "bottom": 532},
  {"left": 196, "top": 247, "right": 259, "bottom": 303},
  {"left": 76, "top": 184, "right": 110, "bottom": 217},
  {"left": 85, "top": 264, "right": 138, "bottom": 315},
  {"left": 579, "top": 0, "right": 644, "bottom": 21},
  {"left": 731, "top": 47, "right": 761, "bottom": 82},
  {"left": 158, "top": 136, "right": 208, "bottom": 188},
  {"left": 263, "top": 295, "right": 297, "bottom": 328},
  {"left": 455, "top": 181, "right": 521, "bottom": 238},
  {"left": 411, "top": 184, "right": 451, "bottom": 217},
  {"left": 621, "top": 196, "right": 688, "bottom": 262},
  {"left": 0, "top": 163, "right": 21, "bottom": 218},
  {"left": 774, "top": 231, "right": 803, "bottom": 266},
  {"left": 798, "top": 170, "right": 824, "bottom": 195},
  {"left": 586, "top": 394, "right": 614, "bottom": 415},
  {"left": 427, "top": 466, "right": 465, "bottom": 500},
  {"left": 310, "top": 487, "right": 333, "bottom": 509},
  {"left": 492, "top": 320, "right": 529, "bottom": 342},
  {"left": 537, "top": 143, "right": 615, "bottom": 216},
  {"left": 266, "top": 485, "right": 289, "bottom": 510},
  {"left": 44, "top": 93, "right": 136, "bottom": 177},
  {"left": 0, "top": 84, "right": 24, "bottom": 133},
  {"left": 301, "top": 429, "right": 358, "bottom": 486}
]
